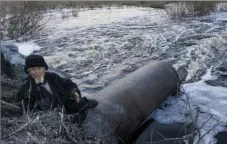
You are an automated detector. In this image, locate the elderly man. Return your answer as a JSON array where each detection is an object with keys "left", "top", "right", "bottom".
[{"left": 16, "top": 54, "right": 98, "bottom": 114}]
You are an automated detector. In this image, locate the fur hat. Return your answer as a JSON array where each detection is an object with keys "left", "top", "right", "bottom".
[{"left": 24, "top": 54, "right": 48, "bottom": 74}]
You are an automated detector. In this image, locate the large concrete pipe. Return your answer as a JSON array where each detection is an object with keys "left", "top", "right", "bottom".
[{"left": 82, "top": 60, "right": 180, "bottom": 143}]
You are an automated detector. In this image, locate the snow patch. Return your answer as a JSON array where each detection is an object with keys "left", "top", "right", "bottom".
[{"left": 14, "top": 41, "right": 42, "bottom": 56}]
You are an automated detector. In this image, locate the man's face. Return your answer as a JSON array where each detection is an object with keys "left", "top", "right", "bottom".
[{"left": 28, "top": 67, "right": 46, "bottom": 84}]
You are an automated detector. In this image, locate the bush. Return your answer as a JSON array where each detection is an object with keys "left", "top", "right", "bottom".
[
  {"left": 165, "top": 2, "right": 217, "bottom": 18},
  {"left": 165, "top": 2, "right": 191, "bottom": 18},
  {"left": 215, "top": 2, "right": 227, "bottom": 12},
  {"left": 192, "top": 1, "right": 216, "bottom": 16},
  {"left": 1, "top": 1, "right": 47, "bottom": 41}
]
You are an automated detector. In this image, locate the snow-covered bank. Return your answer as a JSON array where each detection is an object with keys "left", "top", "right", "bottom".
[{"left": 153, "top": 69, "right": 227, "bottom": 143}]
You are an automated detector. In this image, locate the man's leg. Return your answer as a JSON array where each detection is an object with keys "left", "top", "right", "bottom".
[
  {"left": 82, "top": 97, "right": 98, "bottom": 108},
  {"left": 65, "top": 99, "right": 89, "bottom": 125},
  {"left": 65, "top": 99, "right": 88, "bottom": 113}
]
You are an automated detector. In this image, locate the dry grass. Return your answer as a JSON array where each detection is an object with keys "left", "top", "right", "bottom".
[{"left": 1, "top": 109, "right": 100, "bottom": 144}]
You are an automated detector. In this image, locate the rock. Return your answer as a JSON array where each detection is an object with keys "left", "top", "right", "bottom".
[
  {"left": 1, "top": 74, "right": 24, "bottom": 118},
  {"left": 1, "top": 75, "right": 23, "bottom": 102},
  {"left": 1, "top": 100, "right": 23, "bottom": 117},
  {"left": 1, "top": 52, "right": 12, "bottom": 78},
  {"left": 1, "top": 41, "right": 26, "bottom": 80}
]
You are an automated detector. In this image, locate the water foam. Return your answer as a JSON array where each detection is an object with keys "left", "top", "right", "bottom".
[{"left": 44, "top": 7, "right": 164, "bottom": 30}]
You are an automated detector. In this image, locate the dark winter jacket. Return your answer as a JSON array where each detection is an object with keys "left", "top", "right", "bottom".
[{"left": 16, "top": 72, "right": 82, "bottom": 112}]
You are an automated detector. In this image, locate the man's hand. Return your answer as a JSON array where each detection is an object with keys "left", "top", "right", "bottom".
[{"left": 72, "top": 92, "right": 80, "bottom": 103}]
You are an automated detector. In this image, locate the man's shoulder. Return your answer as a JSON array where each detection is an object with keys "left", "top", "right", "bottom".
[
  {"left": 45, "top": 72, "right": 62, "bottom": 80},
  {"left": 46, "top": 71, "right": 60, "bottom": 77},
  {"left": 46, "top": 71, "right": 71, "bottom": 82}
]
